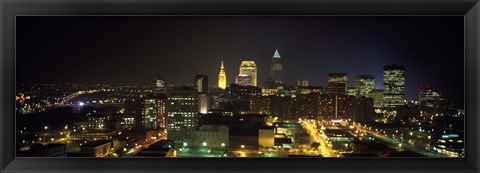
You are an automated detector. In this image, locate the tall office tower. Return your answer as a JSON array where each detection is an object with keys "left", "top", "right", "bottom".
[
  {"left": 237, "top": 60, "right": 257, "bottom": 86},
  {"left": 325, "top": 73, "right": 348, "bottom": 94},
  {"left": 218, "top": 61, "right": 227, "bottom": 89},
  {"left": 154, "top": 75, "right": 167, "bottom": 95},
  {"left": 167, "top": 86, "right": 199, "bottom": 144},
  {"left": 270, "top": 49, "right": 283, "bottom": 84},
  {"left": 354, "top": 75, "right": 375, "bottom": 98},
  {"left": 383, "top": 64, "right": 405, "bottom": 108},
  {"left": 194, "top": 73, "right": 208, "bottom": 94}
]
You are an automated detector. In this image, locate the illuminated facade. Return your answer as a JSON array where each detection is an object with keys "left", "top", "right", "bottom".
[
  {"left": 419, "top": 86, "right": 449, "bottom": 116},
  {"left": 370, "top": 89, "right": 384, "bottom": 108},
  {"left": 383, "top": 64, "right": 405, "bottom": 108},
  {"left": 135, "top": 95, "right": 167, "bottom": 129},
  {"left": 154, "top": 75, "right": 166, "bottom": 95},
  {"left": 134, "top": 97, "right": 167, "bottom": 130},
  {"left": 167, "top": 86, "right": 199, "bottom": 144},
  {"left": 325, "top": 73, "right": 348, "bottom": 94},
  {"left": 354, "top": 75, "right": 375, "bottom": 97},
  {"left": 270, "top": 49, "right": 283, "bottom": 84},
  {"left": 296, "top": 77, "right": 309, "bottom": 87},
  {"left": 218, "top": 61, "right": 227, "bottom": 89},
  {"left": 194, "top": 74, "right": 208, "bottom": 94},
  {"left": 237, "top": 61, "right": 257, "bottom": 86},
  {"left": 143, "top": 98, "right": 159, "bottom": 129}
]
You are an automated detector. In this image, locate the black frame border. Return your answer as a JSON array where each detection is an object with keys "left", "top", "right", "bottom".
[{"left": 1, "top": 0, "right": 479, "bottom": 173}]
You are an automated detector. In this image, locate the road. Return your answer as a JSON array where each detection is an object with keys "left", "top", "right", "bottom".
[
  {"left": 302, "top": 120, "right": 338, "bottom": 157},
  {"left": 355, "top": 125, "right": 443, "bottom": 157}
]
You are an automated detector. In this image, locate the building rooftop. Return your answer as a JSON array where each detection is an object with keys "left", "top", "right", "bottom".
[
  {"left": 198, "top": 125, "right": 227, "bottom": 131},
  {"left": 81, "top": 140, "right": 111, "bottom": 148}
]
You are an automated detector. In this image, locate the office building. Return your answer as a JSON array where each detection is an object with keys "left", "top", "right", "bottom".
[
  {"left": 370, "top": 89, "right": 384, "bottom": 108},
  {"left": 270, "top": 49, "right": 283, "bottom": 84},
  {"left": 154, "top": 75, "right": 167, "bottom": 95},
  {"left": 134, "top": 96, "right": 168, "bottom": 130},
  {"left": 193, "top": 125, "right": 229, "bottom": 148},
  {"left": 325, "top": 73, "right": 348, "bottom": 94},
  {"left": 218, "top": 61, "right": 227, "bottom": 89},
  {"left": 297, "top": 76, "right": 309, "bottom": 87},
  {"left": 383, "top": 64, "right": 405, "bottom": 108},
  {"left": 194, "top": 73, "right": 208, "bottom": 94},
  {"left": 237, "top": 61, "right": 257, "bottom": 86},
  {"left": 167, "top": 86, "right": 199, "bottom": 144},
  {"left": 354, "top": 75, "right": 375, "bottom": 97}
]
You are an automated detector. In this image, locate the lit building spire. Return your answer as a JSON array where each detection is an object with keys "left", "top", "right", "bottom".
[
  {"left": 218, "top": 60, "right": 227, "bottom": 89},
  {"left": 273, "top": 48, "right": 281, "bottom": 59},
  {"left": 271, "top": 49, "right": 283, "bottom": 84}
]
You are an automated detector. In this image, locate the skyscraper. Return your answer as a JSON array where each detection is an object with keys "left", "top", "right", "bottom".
[
  {"left": 383, "top": 64, "right": 405, "bottom": 108},
  {"left": 218, "top": 61, "right": 227, "bottom": 89},
  {"left": 270, "top": 49, "right": 283, "bottom": 84},
  {"left": 194, "top": 73, "right": 208, "bottom": 94},
  {"left": 325, "top": 73, "right": 348, "bottom": 94},
  {"left": 419, "top": 86, "right": 449, "bottom": 116},
  {"left": 154, "top": 75, "right": 166, "bottom": 95},
  {"left": 237, "top": 60, "right": 257, "bottom": 86},
  {"left": 354, "top": 75, "right": 375, "bottom": 97},
  {"left": 296, "top": 76, "right": 309, "bottom": 87}
]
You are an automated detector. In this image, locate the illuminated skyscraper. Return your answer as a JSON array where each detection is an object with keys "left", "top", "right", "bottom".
[
  {"left": 354, "top": 75, "right": 375, "bottom": 97},
  {"left": 325, "top": 73, "right": 348, "bottom": 94},
  {"left": 154, "top": 75, "right": 166, "bottom": 95},
  {"left": 270, "top": 49, "right": 283, "bottom": 84},
  {"left": 237, "top": 60, "right": 257, "bottom": 86},
  {"left": 194, "top": 73, "right": 208, "bottom": 94},
  {"left": 218, "top": 61, "right": 227, "bottom": 89},
  {"left": 419, "top": 86, "right": 449, "bottom": 116},
  {"left": 383, "top": 64, "right": 405, "bottom": 108}
]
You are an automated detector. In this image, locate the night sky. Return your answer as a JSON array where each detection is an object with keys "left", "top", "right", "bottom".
[{"left": 16, "top": 16, "right": 464, "bottom": 107}]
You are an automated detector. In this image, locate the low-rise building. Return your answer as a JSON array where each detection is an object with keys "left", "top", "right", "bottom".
[
  {"left": 193, "top": 125, "right": 229, "bottom": 148},
  {"left": 258, "top": 127, "right": 274, "bottom": 148},
  {"left": 80, "top": 140, "right": 112, "bottom": 157}
]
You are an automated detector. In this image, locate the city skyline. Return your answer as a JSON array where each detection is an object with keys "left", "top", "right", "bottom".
[{"left": 16, "top": 16, "right": 464, "bottom": 107}]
